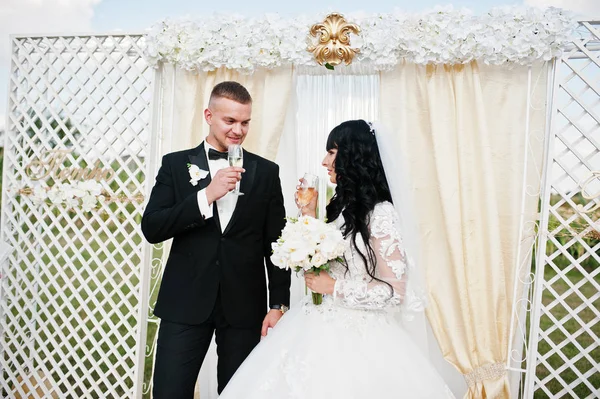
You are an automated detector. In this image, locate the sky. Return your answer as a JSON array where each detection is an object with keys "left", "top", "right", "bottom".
[{"left": 0, "top": 0, "right": 599, "bottom": 131}]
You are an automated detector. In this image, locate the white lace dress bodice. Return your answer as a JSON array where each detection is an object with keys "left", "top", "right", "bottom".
[
  {"left": 219, "top": 202, "right": 454, "bottom": 399},
  {"left": 329, "top": 201, "right": 408, "bottom": 311}
]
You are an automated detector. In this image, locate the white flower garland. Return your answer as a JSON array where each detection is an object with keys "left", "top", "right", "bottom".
[
  {"left": 29, "top": 180, "right": 107, "bottom": 212},
  {"left": 144, "top": 6, "right": 577, "bottom": 72},
  {"left": 19, "top": 179, "right": 146, "bottom": 214}
]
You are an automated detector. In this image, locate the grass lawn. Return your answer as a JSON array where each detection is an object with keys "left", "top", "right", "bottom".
[
  {"left": 1, "top": 206, "right": 153, "bottom": 398},
  {"left": 529, "top": 195, "right": 600, "bottom": 398},
  {"left": 532, "top": 266, "right": 600, "bottom": 398}
]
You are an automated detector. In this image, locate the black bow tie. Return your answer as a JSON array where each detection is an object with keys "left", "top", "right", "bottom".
[{"left": 208, "top": 148, "right": 228, "bottom": 161}]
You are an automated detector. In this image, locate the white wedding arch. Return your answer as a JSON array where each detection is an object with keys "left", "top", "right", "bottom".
[{"left": 0, "top": 8, "right": 598, "bottom": 399}]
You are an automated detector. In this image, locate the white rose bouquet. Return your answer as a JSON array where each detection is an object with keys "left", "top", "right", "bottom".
[{"left": 271, "top": 216, "right": 346, "bottom": 305}]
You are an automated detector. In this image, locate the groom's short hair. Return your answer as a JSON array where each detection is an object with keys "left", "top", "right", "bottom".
[{"left": 210, "top": 81, "right": 252, "bottom": 105}]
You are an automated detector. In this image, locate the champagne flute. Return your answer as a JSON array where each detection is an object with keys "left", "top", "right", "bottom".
[
  {"left": 296, "top": 173, "right": 318, "bottom": 217},
  {"left": 228, "top": 144, "right": 244, "bottom": 196}
]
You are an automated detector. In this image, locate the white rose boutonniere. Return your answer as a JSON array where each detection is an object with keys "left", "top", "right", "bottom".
[{"left": 187, "top": 163, "right": 209, "bottom": 186}]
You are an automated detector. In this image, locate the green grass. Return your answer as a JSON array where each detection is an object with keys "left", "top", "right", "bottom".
[
  {"left": 531, "top": 267, "right": 600, "bottom": 398},
  {"left": 527, "top": 194, "right": 600, "bottom": 398},
  {"left": 0, "top": 147, "right": 155, "bottom": 397},
  {"left": 1, "top": 195, "right": 160, "bottom": 398},
  {"left": 141, "top": 246, "right": 163, "bottom": 398},
  {"left": 4, "top": 213, "right": 144, "bottom": 396}
]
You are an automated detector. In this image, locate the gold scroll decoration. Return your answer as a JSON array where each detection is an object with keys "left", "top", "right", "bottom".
[{"left": 308, "top": 13, "right": 361, "bottom": 67}]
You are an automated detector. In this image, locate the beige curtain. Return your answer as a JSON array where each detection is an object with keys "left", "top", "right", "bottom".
[
  {"left": 158, "top": 63, "right": 294, "bottom": 159},
  {"left": 379, "top": 61, "right": 548, "bottom": 398}
]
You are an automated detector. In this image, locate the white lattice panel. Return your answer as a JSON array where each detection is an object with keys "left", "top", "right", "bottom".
[
  {"left": 0, "top": 34, "right": 155, "bottom": 398},
  {"left": 525, "top": 21, "right": 600, "bottom": 399}
]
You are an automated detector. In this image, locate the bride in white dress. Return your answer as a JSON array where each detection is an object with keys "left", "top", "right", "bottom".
[{"left": 219, "top": 120, "right": 453, "bottom": 398}]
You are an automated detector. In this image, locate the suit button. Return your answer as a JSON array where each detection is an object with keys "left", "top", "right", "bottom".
[
  {"left": 216, "top": 261, "right": 220, "bottom": 266},
  {"left": 221, "top": 237, "right": 225, "bottom": 242}
]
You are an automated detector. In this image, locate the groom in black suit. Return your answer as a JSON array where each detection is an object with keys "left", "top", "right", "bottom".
[{"left": 141, "top": 81, "right": 290, "bottom": 398}]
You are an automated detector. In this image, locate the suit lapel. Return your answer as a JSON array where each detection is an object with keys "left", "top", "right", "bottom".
[
  {"left": 188, "top": 143, "right": 222, "bottom": 230},
  {"left": 222, "top": 153, "right": 256, "bottom": 236},
  {"left": 188, "top": 143, "right": 209, "bottom": 185}
]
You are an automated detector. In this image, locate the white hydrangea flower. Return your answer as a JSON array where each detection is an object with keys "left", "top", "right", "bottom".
[
  {"left": 47, "top": 184, "right": 68, "bottom": 205},
  {"left": 65, "top": 196, "right": 79, "bottom": 208},
  {"left": 77, "top": 180, "right": 103, "bottom": 196},
  {"left": 25, "top": 179, "right": 108, "bottom": 213},
  {"left": 81, "top": 194, "right": 98, "bottom": 213},
  {"left": 143, "top": 7, "right": 576, "bottom": 70},
  {"left": 30, "top": 185, "right": 47, "bottom": 205}
]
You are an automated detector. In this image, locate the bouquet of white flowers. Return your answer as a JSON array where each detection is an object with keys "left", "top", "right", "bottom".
[{"left": 271, "top": 216, "right": 346, "bottom": 304}]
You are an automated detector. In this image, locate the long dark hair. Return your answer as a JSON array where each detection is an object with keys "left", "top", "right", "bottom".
[{"left": 326, "top": 120, "right": 393, "bottom": 280}]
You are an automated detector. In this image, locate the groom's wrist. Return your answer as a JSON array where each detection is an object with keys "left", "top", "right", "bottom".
[{"left": 270, "top": 304, "right": 289, "bottom": 314}]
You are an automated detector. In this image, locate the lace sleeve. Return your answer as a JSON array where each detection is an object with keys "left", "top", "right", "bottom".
[{"left": 332, "top": 202, "right": 408, "bottom": 310}]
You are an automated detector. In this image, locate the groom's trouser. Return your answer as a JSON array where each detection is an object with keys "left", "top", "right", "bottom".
[{"left": 152, "top": 295, "right": 261, "bottom": 399}]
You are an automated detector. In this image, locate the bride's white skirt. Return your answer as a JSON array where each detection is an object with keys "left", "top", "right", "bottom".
[{"left": 220, "top": 296, "right": 454, "bottom": 399}]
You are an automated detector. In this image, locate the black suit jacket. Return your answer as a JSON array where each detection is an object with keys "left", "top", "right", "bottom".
[{"left": 141, "top": 143, "right": 290, "bottom": 327}]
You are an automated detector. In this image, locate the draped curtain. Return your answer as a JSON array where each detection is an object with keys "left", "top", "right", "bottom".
[
  {"left": 157, "top": 64, "right": 293, "bottom": 158},
  {"left": 291, "top": 65, "right": 379, "bottom": 303},
  {"left": 379, "top": 61, "right": 548, "bottom": 398},
  {"left": 154, "top": 59, "right": 548, "bottom": 399}
]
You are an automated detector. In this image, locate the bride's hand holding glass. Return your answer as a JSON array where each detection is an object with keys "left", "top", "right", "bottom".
[{"left": 295, "top": 173, "right": 318, "bottom": 218}]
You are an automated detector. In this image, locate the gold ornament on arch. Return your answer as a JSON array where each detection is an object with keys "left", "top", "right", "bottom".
[{"left": 307, "top": 13, "right": 361, "bottom": 67}]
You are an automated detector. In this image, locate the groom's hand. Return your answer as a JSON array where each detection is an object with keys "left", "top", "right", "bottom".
[
  {"left": 206, "top": 166, "right": 245, "bottom": 204},
  {"left": 261, "top": 309, "right": 284, "bottom": 337}
]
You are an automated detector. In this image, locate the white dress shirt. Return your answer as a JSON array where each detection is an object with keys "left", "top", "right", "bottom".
[{"left": 196, "top": 141, "right": 240, "bottom": 232}]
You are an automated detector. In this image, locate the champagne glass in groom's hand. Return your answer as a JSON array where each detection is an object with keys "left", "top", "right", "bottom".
[{"left": 228, "top": 144, "right": 244, "bottom": 196}]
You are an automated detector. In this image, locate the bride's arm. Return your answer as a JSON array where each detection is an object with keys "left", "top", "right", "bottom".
[{"left": 333, "top": 203, "right": 408, "bottom": 310}]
